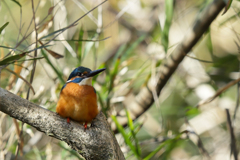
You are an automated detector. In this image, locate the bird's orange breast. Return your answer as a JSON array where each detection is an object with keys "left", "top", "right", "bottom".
[{"left": 56, "top": 83, "right": 99, "bottom": 123}]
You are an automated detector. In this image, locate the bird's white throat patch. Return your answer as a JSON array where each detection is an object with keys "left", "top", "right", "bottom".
[{"left": 78, "top": 77, "right": 92, "bottom": 86}]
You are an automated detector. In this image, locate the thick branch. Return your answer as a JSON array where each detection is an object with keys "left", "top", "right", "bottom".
[
  {"left": 115, "top": 0, "right": 226, "bottom": 129},
  {"left": 0, "top": 88, "right": 124, "bottom": 160}
]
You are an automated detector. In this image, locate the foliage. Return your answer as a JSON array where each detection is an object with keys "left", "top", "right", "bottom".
[{"left": 0, "top": 0, "right": 240, "bottom": 160}]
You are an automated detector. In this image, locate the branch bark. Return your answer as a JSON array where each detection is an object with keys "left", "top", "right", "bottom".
[
  {"left": 0, "top": 87, "right": 124, "bottom": 160},
  {"left": 113, "top": 0, "right": 226, "bottom": 130}
]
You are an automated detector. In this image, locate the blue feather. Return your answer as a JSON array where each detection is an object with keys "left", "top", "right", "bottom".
[
  {"left": 70, "top": 77, "right": 83, "bottom": 83},
  {"left": 61, "top": 77, "right": 84, "bottom": 92}
]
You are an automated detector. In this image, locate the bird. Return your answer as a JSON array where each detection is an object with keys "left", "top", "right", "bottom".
[{"left": 56, "top": 66, "right": 105, "bottom": 130}]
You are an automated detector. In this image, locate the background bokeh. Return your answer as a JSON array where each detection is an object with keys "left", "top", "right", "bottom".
[{"left": 0, "top": 0, "right": 240, "bottom": 159}]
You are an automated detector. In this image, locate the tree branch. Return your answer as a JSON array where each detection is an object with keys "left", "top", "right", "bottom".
[
  {"left": 113, "top": 0, "right": 226, "bottom": 131},
  {"left": 0, "top": 87, "right": 124, "bottom": 160}
]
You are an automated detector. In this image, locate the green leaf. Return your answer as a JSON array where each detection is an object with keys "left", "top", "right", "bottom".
[
  {"left": 126, "top": 110, "right": 134, "bottom": 131},
  {"left": 206, "top": 29, "right": 213, "bottom": 54},
  {"left": 162, "top": 0, "right": 174, "bottom": 53},
  {"left": 126, "top": 110, "right": 141, "bottom": 157},
  {"left": 123, "top": 34, "right": 146, "bottom": 60},
  {"left": 11, "top": 0, "right": 21, "bottom": 7},
  {"left": 77, "top": 27, "right": 84, "bottom": 65},
  {"left": 113, "top": 44, "right": 126, "bottom": 64},
  {"left": 15, "top": 57, "right": 44, "bottom": 63},
  {"left": 0, "top": 45, "right": 16, "bottom": 50},
  {"left": 144, "top": 133, "right": 182, "bottom": 160},
  {"left": 0, "top": 52, "right": 27, "bottom": 66},
  {"left": 105, "top": 57, "right": 120, "bottom": 111},
  {"left": 0, "top": 22, "right": 9, "bottom": 34},
  {"left": 111, "top": 115, "right": 138, "bottom": 157},
  {"left": 185, "top": 107, "right": 200, "bottom": 118},
  {"left": 144, "top": 141, "right": 167, "bottom": 160}
]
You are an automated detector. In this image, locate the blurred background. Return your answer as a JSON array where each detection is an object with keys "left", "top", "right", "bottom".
[{"left": 0, "top": 0, "right": 240, "bottom": 159}]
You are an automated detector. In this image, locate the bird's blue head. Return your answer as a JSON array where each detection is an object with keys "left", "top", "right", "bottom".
[{"left": 61, "top": 66, "right": 105, "bottom": 91}]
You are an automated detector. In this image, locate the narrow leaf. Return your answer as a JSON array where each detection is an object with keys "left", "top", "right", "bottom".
[
  {"left": 126, "top": 110, "right": 141, "bottom": 157},
  {"left": 143, "top": 141, "right": 167, "bottom": 160},
  {"left": 11, "top": 0, "right": 22, "bottom": 7},
  {"left": 162, "top": 0, "right": 174, "bottom": 53},
  {"left": 39, "top": 41, "right": 63, "bottom": 59},
  {"left": 48, "top": 6, "right": 54, "bottom": 15},
  {"left": 15, "top": 57, "right": 44, "bottom": 63},
  {"left": 111, "top": 115, "right": 138, "bottom": 157},
  {"left": 0, "top": 22, "right": 9, "bottom": 34},
  {"left": 123, "top": 34, "right": 146, "bottom": 60},
  {"left": 222, "top": 0, "right": 233, "bottom": 15},
  {"left": 144, "top": 134, "right": 182, "bottom": 160},
  {"left": 0, "top": 52, "right": 27, "bottom": 66},
  {"left": 77, "top": 27, "right": 84, "bottom": 65},
  {"left": 206, "top": 29, "right": 213, "bottom": 54},
  {"left": 0, "top": 45, "right": 16, "bottom": 50},
  {"left": 46, "top": 49, "right": 63, "bottom": 59}
]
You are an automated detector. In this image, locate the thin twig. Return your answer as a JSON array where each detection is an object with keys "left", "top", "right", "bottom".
[
  {"left": 72, "top": 0, "right": 98, "bottom": 24},
  {"left": 16, "top": 6, "right": 22, "bottom": 43},
  {"left": 41, "top": 0, "right": 108, "bottom": 47},
  {"left": 15, "top": 0, "right": 40, "bottom": 159},
  {"left": 197, "top": 77, "right": 240, "bottom": 107},
  {"left": 41, "top": 36, "right": 111, "bottom": 42},
  {"left": 14, "top": 122, "right": 24, "bottom": 159},
  {"left": 226, "top": 109, "right": 238, "bottom": 160},
  {"left": 183, "top": 119, "right": 209, "bottom": 157},
  {"left": 26, "top": 0, "right": 39, "bottom": 99}
]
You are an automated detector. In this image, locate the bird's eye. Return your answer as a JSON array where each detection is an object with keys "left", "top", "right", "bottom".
[
  {"left": 77, "top": 72, "right": 87, "bottom": 77},
  {"left": 77, "top": 72, "right": 83, "bottom": 76},
  {"left": 77, "top": 71, "right": 88, "bottom": 77}
]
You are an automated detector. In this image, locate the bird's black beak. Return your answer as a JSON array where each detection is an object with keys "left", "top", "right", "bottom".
[{"left": 87, "top": 68, "right": 106, "bottom": 77}]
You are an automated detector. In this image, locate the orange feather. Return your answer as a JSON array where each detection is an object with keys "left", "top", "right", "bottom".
[{"left": 56, "top": 82, "right": 99, "bottom": 123}]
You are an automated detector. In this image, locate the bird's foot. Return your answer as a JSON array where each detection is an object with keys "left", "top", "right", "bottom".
[
  {"left": 67, "top": 118, "right": 70, "bottom": 123},
  {"left": 84, "top": 122, "right": 88, "bottom": 131}
]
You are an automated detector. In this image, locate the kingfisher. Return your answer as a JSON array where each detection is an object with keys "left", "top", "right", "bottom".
[{"left": 56, "top": 66, "right": 105, "bottom": 130}]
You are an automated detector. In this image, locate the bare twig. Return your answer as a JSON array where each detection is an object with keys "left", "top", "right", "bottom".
[
  {"left": 197, "top": 77, "right": 240, "bottom": 107},
  {"left": 182, "top": 119, "right": 210, "bottom": 157},
  {"left": 15, "top": 0, "right": 40, "bottom": 158},
  {"left": 226, "top": 109, "right": 238, "bottom": 160},
  {"left": 40, "top": 0, "right": 108, "bottom": 47},
  {"left": 26, "top": 0, "right": 39, "bottom": 99}
]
